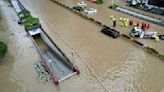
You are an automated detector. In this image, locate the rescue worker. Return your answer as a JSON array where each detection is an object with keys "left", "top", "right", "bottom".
[
  {"left": 125, "top": 18, "right": 129, "bottom": 27},
  {"left": 132, "top": 22, "right": 137, "bottom": 28},
  {"left": 119, "top": 17, "right": 123, "bottom": 21},
  {"left": 119, "top": 17, "right": 123, "bottom": 27},
  {"left": 147, "top": 24, "right": 150, "bottom": 29},
  {"left": 113, "top": 18, "right": 117, "bottom": 27},
  {"left": 141, "top": 23, "right": 145, "bottom": 30},
  {"left": 155, "top": 36, "right": 160, "bottom": 42},
  {"left": 136, "top": 22, "right": 140, "bottom": 27},
  {"left": 110, "top": 15, "right": 114, "bottom": 19},
  {"left": 144, "top": 23, "right": 147, "bottom": 30},
  {"left": 129, "top": 20, "right": 133, "bottom": 26},
  {"left": 123, "top": 18, "right": 127, "bottom": 27},
  {"left": 120, "top": 22, "right": 124, "bottom": 27}
]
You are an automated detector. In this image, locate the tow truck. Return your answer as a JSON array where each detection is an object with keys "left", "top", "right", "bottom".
[{"left": 130, "top": 26, "right": 158, "bottom": 39}]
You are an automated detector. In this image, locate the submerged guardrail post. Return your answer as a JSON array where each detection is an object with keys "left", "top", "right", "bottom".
[
  {"left": 102, "top": 25, "right": 109, "bottom": 28},
  {"left": 144, "top": 46, "right": 159, "bottom": 56},
  {"left": 95, "top": 21, "right": 102, "bottom": 25},
  {"left": 121, "top": 34, "right": 131, "bottom": 40},
  {"left": 132, "top": 39, "right": 144, "bottom": 47},
  {"left": 89, "top": 18, "right": 95, "bottom": 22}
]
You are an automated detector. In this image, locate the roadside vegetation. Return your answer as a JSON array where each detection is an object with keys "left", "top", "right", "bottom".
[
  {"left": 96, "top": 0, "right": 103, "bottom": 4},
  {"left": 109, "top": 3, "right": 118, "bottom": 9},
  {"left": 0, "top": 42, "right": 7, "bottom": 59}
]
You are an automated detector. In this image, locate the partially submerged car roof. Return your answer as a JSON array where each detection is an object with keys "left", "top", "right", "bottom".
[{"left": 103, "top": 27, "right": 119, "bottom": 33}]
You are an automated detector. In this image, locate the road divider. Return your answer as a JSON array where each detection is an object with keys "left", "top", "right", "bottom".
[
  {"left": 121, "top": 34, "right": 131, "bottom": 40},
  {"left": 132, "top": 39, "right": 144, "bottom": 47},
  {"left": 89, "top": 18, "right": 95, "bottom": 22},
  {"left": 144, "top": 46, "right": 159, "bottom": 55},
  {"left": 95, "top": 21, "right": 102, "bottom": 25}
]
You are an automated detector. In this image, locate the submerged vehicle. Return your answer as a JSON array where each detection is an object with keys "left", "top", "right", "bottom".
[
  {"left": 73, "top": 6, "right": 84, "bottom": 11},
  {"left": 77, "top": 1, "right": 87, "bottom": 9},
  {"left": 101, "top": 27, "right": 120, "bottom": 38},
  {"left": 84, "top": 8, "right": 97, "bottom": 15},
  {"left": 73, "top": 1, "right": 87, "bottom": 11}
]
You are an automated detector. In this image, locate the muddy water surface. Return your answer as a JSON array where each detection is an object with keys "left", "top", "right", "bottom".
[
  {"left": 0, "top": 21, "right": 19, "bottom": 92},
  {"left": 0, "top": 2, "right": 54, "bottom": 92},
  {"left": 18, "top": 0, "right": 164, "bottom": 92},
  {"left": 53, "top": 0, "right": 164, "bottom": 53},
  {"left": 0, "top": 1, "right": 107, "bottom": 92}
]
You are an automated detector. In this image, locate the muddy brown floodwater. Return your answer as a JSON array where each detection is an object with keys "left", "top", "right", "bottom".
[
  {"left": 0, "top": 1, "right": 106, "bottom": 92},
  {"left": 0, "top": 0, "right": 164, "bottom": 92},
  {"left": 19, "top": 0, "right": 164, "bottom": 91}
]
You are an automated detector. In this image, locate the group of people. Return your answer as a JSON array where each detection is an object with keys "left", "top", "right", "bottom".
[
  {"left": 119, "top": 17, "right": 129, "bottom": 27},
  {"left": 110, "top": 15, "right": 151, "bottom": 30},
  {"left": 109, "top": 15, "right": 161, "bottom": 42},
  {"left": 129, "top": 20, "right": 150, "bottom": 31},
  {"left": 110, "top": 15, "right": 130, "bottom": 27}
]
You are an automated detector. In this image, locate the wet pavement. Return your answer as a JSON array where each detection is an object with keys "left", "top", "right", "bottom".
[{"left": 0, "top": 0, "right": 164, "bottom": 92}]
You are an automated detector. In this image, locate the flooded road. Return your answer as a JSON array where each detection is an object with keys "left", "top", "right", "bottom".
[
  {"left": 0, "top": 1, "right": 106, "bottom": 92},
  {"left": 53, "top": 0, "right": 164, "bottom": 53},
  {"left": 16, "top": 0, "right": 164, "bottom": 92}
]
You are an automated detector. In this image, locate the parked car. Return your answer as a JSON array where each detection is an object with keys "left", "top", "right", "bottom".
[
  {"left": 101, "top": 27, "right": 120, "bottom": 38},
  {"left": 84, "top": 8, "right": 97, "bottom": 15},
  {"left": 73, "top": 6, "right": 84, "bottom": 11},
  {"left": 77, "top": 1, "right": 87, "bottom": 9},
  {"left": 159, "top": 35, "right": 164, "bottom": 40}
]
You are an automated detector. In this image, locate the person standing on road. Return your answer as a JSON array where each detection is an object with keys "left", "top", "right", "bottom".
[
  {"left": 113, "top": 18, "right": 117, "bottom": 27},
  {"left": 129, "top": 20, "right": 133, "bottom": 26},
  {"left": 147, "top": 24, "right": 150, "bottom": 29}
]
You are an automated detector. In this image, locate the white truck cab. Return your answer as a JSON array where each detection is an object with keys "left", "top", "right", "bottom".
[{"left": 130, "top": 27, "right": 157, "bottom": 39}]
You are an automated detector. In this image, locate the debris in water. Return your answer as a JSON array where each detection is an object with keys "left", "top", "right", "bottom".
[{"left": 33, "top": 61, "right": 51, "bottom": 83}]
